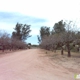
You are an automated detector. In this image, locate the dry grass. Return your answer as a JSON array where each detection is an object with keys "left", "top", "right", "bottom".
[{"left": 40, "top": 49, "right": 80, "bottom": 74}]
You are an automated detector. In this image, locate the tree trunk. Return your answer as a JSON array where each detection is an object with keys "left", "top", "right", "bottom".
[
  {"left": 67, "top": 43, "right": 71, "bottom": 57},
  {"left": 2, "top": 45, "right": 4, "bottom": 52},
  {"left": 61, "top": 47, "right": 63, "bottom": 55}
]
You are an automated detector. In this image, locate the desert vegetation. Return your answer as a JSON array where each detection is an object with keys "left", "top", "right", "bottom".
[
  {"left": 0, "top": 23, "right": 31, "bottom": 52},
  {"left": 37, "top": 20, "right": 80, "bottom": 57},
  {"left": 0, "top": 20, "right": 80, "bottom": 58}
]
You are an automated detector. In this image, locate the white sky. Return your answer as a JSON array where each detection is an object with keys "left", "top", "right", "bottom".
[
  {"left": 0, "top": 0, "right": 80, "bottom": 19},
  {"left": 0, "top": 0, "right": 80, "bottom": 35}
]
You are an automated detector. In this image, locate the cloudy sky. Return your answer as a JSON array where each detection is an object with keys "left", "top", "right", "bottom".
[{"left": 0, "top": 0, "right": 80, "bottom": 44}]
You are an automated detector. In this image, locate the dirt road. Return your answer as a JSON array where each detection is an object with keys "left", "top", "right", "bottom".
[{"left": 0, "top": 49, "right": 76, "bottom": 80}]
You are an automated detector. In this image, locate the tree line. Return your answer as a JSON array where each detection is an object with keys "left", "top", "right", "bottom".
[
  {"left": 0, "top": 19, "right": 80, "bottom": 56},
  {"left": 0, "top": 23, "right": 31, "bottom": 52},
  {"left": 37, "top": 20, "right": 80, "bottom": 57}
]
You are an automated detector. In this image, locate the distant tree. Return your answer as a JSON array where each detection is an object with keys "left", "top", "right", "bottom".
[
  {"left": 37, "top": 26, "right": 50, "bottom": 44},
  {"left": 12, "top": 23, "right": 31, "bottom": 41},
  {"left": 75, "top": 31, "right": 80, "bottom": 39},
  {"left": 38, "top": 20, "right": 78, "bottom": 57},
  {"left": 51, "top": 20, "right": 66, "bottom": 54},
  {"left": 53, "top": 20, "right": 65, "bottom": 34},
  {"left": 28, "top": 43, "right": 31, "bottom": 45},
  {"left": 0, "top": 32, "right": 10, "bottom": 52},
  {"left": 73, "top": 32, "right": 80, "bottom": 52},
  {"left": 60, "top": 21, "right": 76, "bottom": 57},
  {"left": 37, "top": 35, "right": 41, "bottom": 44}
]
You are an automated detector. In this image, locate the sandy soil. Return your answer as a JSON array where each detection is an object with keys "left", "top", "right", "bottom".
[
  {"left": 0, "top": 49, "right": 79, "bottom": 80},
  {"left": 44, "top": 50, "right": 80, "bottom": 73}
]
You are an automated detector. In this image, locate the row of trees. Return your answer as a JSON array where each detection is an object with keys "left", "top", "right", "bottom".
[
  {"left": 0, "top": 23, "right": 31, "bottom": 52},
  {"left": 37, "top": 20, "right": 80, "bottom": 57}
]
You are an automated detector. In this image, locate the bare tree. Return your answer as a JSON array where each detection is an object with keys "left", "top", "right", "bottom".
[
  {"left": 60, "top": 21, "right": 76, "bottom": 57},
  {"left": 0, "top": 32, "right": 10, "bottom": 52}
]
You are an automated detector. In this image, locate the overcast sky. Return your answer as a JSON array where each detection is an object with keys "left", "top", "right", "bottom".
[{"left": 0, "top": 0, "right": 80, "bottom": 44}]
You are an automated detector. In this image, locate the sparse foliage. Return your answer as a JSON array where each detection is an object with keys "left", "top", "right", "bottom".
[
  {"left": 39, "top": 20, "right": 78, "bottom": 57},
  {"left": 12, "top": 23, "right": 31, "bottom": 41}
]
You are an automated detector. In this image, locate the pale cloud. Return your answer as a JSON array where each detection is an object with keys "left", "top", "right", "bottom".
[
  {"left": 0, "top": 0, "right": 80, "bottom": 21},
  {"left": 0, "top": 12, "right": 47, "bottom": 24},
  {"left": 0, "top": 12, "right": 47, "bottom": 36}
]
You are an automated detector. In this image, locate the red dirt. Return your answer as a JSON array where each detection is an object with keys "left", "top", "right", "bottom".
[{"left": 0, "top": 49, "right": 77, "bottom": 80}]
